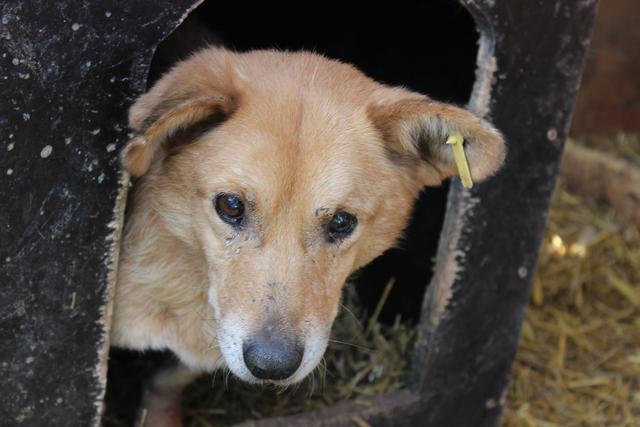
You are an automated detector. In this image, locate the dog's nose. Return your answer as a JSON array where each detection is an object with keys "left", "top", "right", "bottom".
[{"left": 242, "top": 332, "right": 303, "bottom": 381}]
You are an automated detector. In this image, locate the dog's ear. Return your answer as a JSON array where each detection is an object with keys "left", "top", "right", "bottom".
[
  {"left": 121, "top": 48, "right": 239, "bottom": 176},
  {"left": 368, "top": 93, "right": 506, "bottom": 186}
]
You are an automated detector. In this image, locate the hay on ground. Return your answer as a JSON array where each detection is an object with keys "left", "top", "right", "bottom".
[{"left": 502, "top": 182, "right": 640, "bottom": 426}]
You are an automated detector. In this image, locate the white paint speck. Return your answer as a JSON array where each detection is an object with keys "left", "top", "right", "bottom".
[
  {"left": 25, "top": 357, "right": 34, "bottom": 364},
  {"left": 85, "top": 61, "right": 92, "bottom": 67},
  {"left": 5, "top": 257, "right": 11, "bottom": 262},
  {"left": 2, "top": 53, "right": 6, "bottom": 58},
  {"left": 517, "top": 266, "right": 528, "bottom": 279},
  {"left": 71, "top": 23, "right": 80, "bottom": 31},
  {"left": 64, "top": 137, "right": 71, "bottom": 145},
  {"left": 12, "top": 58, "right": 19, "bottom": 66},
  {"left": 109, "top": 76, "right": 116, "bottom": 83},
  {"left": 1, "top": 16, "right": 9, "bottom": 25},
  {"left": 485, "top": 398, "right": 497, "bottom": 409},
  {"left": 90, "top": 128, "right": 101, "bottom": 135},
  {"left": 22, "top": 113, "right": 30, "bottom": 121},
  {"left": 97, "top": 172, "right": 104, "bottom": 183},
  {"left": 18, "top": 73, "right": 30, "bottom": 79},
  {"left": 547, "top": 128, "right": 558, "bottom": 142},
  {"left": 9, "top": 134, "right": 14, "bottom": 139},
  {"left": 106, "top": 143, "right": 116, "bottom": 152},
  {"left": 105, "top": 11, "right": 112, "bottom": 18},
  {"left": 7, "top": 142, "right": 14, "bottom": 151},
  {"left": 6, "top": 168, "right": 13, "bottom": 175},
  {"left": 40, "top": 145, "right": 53, "bottom": 158},
  {"left": 56, "top": 398, "right": 62, "bottom": 404}
]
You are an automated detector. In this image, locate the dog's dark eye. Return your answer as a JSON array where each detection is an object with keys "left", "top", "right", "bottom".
[
  {"left": 214, "top": 193, "right": 245, "bottom": 225},
  {"left": 326, "top": 211, "right": 357, "bottom": 241}
]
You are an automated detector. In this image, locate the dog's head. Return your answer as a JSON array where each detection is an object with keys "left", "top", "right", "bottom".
[{"left": 122, "top": 48, "right": 505, "bottom": 384}]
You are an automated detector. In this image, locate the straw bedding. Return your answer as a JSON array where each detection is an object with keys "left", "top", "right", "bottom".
[{"left": 503, "top": 135, "right": 640, "bottom": 426}]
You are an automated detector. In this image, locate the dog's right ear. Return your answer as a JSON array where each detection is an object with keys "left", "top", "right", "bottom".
[{"left": 121, "top": 48, "right": 239, "bottom": 176}]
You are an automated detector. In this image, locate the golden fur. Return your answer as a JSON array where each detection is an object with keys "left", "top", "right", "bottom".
[{"left": 111, "top": 47, "right": 505, "bottom": 426}]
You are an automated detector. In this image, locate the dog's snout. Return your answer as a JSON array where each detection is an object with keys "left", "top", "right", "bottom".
[{"left": 242, "top": 331, "right": 303, "bottom": 381}]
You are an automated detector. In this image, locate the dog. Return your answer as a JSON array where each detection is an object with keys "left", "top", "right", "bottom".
[{"left": 110, "top": 47, "right": 505, "bottom": 427}]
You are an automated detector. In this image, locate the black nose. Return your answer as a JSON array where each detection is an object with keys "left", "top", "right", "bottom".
[{"left": 242, "top": 332, "right": 304, "bottom": 381}]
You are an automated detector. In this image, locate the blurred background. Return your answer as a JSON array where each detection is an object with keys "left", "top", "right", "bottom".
[{"left": 503, "top": 1, "right": 640, "bottom": 425}]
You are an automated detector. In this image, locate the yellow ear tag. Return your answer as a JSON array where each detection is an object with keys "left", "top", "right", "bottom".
[{"left": 446, "top": 131, "right": 473, "bottom": 189}]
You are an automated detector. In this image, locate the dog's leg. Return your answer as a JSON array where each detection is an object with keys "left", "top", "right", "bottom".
[{"left": 137, "top": 362, "right": 201, "bottom": 427}]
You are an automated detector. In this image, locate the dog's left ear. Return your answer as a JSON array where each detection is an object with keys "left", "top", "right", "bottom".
[{"left": 368, "top": 94, "right": 506, "bottom": 186}]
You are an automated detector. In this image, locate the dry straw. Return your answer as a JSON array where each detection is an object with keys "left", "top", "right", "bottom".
[{"left": 502, "top": 134, "right": 640, "bottom": 426}]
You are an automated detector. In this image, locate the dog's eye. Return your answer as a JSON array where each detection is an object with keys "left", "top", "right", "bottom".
[
  {"left": 214, "top": 193, "right": 245, "bottom": 225},
  {"left": 326, "top": 211, "right": 357, "bottom": 241}
]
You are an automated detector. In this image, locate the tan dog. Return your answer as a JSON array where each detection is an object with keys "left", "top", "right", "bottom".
[{"left": 111, "top": 47, "right": 505, "bottom": 426}]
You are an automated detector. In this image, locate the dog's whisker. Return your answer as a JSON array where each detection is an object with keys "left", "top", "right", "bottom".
[
  {"left": 319, "top": 357, "right": 328, "bottom": 389},
  {"left": 308, "top": 370, "right": 314, "bottom": 397},
  {"left": 339, "top": 302, "right": 362, "bottom": 328},
  {"left": 210, "top": 355, "right": 226, "bottom": 389},
  {"left": 290, "top": 378, "right": 302, "bottom": 394},
  {"left": 277, "top": 382, "right": 290, "bottom": 394},
  {"left": 224, "top": 368, "right": 231, "bottom": 390},
  {"left": 211, "top": 369, "right": 218, "bottom": 388},
  {"left": 328, "top": 338, "right": 371, "bottom": 351},
  {"left": 306, "top": 370, "right": 316, "bottom": 398}
]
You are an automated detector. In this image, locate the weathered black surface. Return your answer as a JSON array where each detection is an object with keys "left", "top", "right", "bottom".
[
  {"left": 408, "top": 1, "right": 598, "bottom": 425},
  {"left": 0, "top": 2, "right": 198, "bottom": 425},
  {"left": 0, "top": 0, "right": 597, "bottom": 426}
]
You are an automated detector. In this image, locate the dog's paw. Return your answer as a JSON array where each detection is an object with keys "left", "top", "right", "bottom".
[{"left": 137, "top": 385, "right": 184, "bottom": 427}]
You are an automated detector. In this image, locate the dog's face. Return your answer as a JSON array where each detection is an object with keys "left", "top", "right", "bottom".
[{"left": 121, "top": 49, "right": 505, "bottom": 384}]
